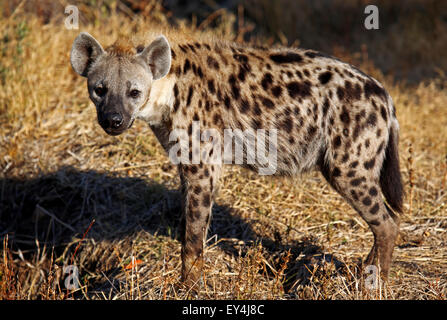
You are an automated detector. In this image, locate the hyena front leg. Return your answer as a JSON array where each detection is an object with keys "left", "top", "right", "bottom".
[{"left": 179, "top": 163, "right": 221, "bottom": 289}]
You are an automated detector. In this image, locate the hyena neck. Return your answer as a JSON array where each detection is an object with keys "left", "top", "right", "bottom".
[{"left": 136, "top": 75, "right": 176, "bottom": 126}]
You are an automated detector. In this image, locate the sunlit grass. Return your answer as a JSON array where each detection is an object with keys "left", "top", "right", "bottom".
[{"left": 0, "top": 1, "right": 446, "bottom": 300}]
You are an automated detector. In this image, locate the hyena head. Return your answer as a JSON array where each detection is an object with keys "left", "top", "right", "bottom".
[{"left": 70, "top": 32, "right": 171, "bottom": 136}]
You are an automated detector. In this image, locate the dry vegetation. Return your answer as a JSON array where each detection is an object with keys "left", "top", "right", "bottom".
[{"left": 0, "top": 0, "right": 446, "bottom": 300}]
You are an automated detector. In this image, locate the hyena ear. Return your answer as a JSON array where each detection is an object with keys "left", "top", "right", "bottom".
[
  {"left": 70, "top": 32, "right": 104, "bottom": 77},
  {"left": 138, "top": 35, "right": 171, "bottom": 80}
]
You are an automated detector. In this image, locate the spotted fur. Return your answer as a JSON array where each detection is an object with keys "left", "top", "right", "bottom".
[{"left": 71, "top": 32, "right": 404, "bottom": 290}]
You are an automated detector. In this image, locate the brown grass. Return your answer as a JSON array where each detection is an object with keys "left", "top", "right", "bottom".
[{"left": 0, "top": 1, "right": 446, "bottom": 300}]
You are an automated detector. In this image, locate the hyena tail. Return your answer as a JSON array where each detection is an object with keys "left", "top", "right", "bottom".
[{"left": 380, "top": 120, "right": 404, "bottom": 215}]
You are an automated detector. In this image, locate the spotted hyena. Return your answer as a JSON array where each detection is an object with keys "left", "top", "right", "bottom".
[{"left": 70, "top": 31, "right": 403, "bottom": 289}]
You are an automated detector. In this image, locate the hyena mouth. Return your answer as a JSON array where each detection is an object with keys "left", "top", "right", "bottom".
[{"left": 104, "top": 127, "right": 126, "bottom": 136}]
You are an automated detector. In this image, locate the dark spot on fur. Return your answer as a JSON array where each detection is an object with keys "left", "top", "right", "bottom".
[
  {"left": 271, "top": 86, "right": 282, "bottom": 97},
  {"left": 238, "top": 67, "right": 247, "bottom": 82},
  {"left": 224, "top": 95, "right": 231, "bottom": 109},
  {"left": 179, "top": 44, "right": 187, "bottom": 53},
  {"left": 233, "top": 53, "right": 248, "bottom": 63},
  {"left": 333, "top": 135, "right": 342, "bottom": 148},
  {"left": 187, "top": 44, "right": 196, "bottom": 53},
  {"left": 318, "top": 71, "right": 332, "bottom": 84},
  {"left": 362, "top": 197, "right": 372, "bottom": 206},
  {"left": 207, "top": 56, "right": 220, "bottom": 70},
  {"left": 364, "top": 80, "right": 387, "bottom": 101},
  {"left": 351, "top": 177, "right": 366, "bottom": 186},
  {"left": 197, "top": 66, "right": 203, "bottom": 78},
  {"left": 287, "top": 81, "right": 311, "bottom": 98},
  {"left": 307, "top": 126, "right": 317, "bottom": 140},
  {"left": 344, "top": 81, "right": 362, "bottom": 101},
  {"left": 251, "top": 102, "right": 261, "bottom": 115},
  {"left": 332, "top": 167, "right": 341, "bottom": 178},
  {"left": 186, "top": 86, "right": 194, "bottom": 106},
  {"left": 193, "top": 112, "right": 199, "bottom": 121},
  {"left": 207, "top": 79, "right": 215, "bottom": 94},
  {"left": 183, "top": 59, "right": 191, "bottom": 74},
  {"left": 240, "top": 99, "right": 250, "bottom": 113},
  {"left": 347, "top": 170, "right": 356, "bottom": 177},
  {"left": 251, "top": 118, "right": 262, "bottom": 129},
  {"left": 205, "top": 100, "right": 211, "bottom": 112},
  {"left": 213, "top": 113, "right": 222, "bottom": 125},
  {"left": 261, "top": 97, "right": 275, "bottom": 109},
  {"left": 270, "top": 52, "right": 303, "bottom": 64},
  {"left": 364, "top": 158, "right": 376, "bottom": 169},
  {"left": 366, "top": 112, "right": 377, "bottom": 126},
  {"left": 170, "top": 48, "right": 176, "bottom": 59},
  {"left": 193, "top": 186, "right": 202, "bottom": 194},
  {"left": 322, "top": 98, "right": 330, "bottom": 116},
  {"left": 261, "top": 73, "right": 273, "bottom": 90},
  {"left": 369, "top": 187, "right": 378, "bottom": 197},
  {"left": 190, "top": 166, "right": 198, "bottom": 174},
  {"left": 191, "top": 197, "right": 199, "bottom": 208},
  {"left": 173, "top": 99, "right": 180, "bottom": 113},
  {"left": 337, "top": 87, "right": 345, "bottom": 100},
  {"left": 340, "top": 108, "right": 350, "bottom": 125},
  {"left": 202, "top": 194, "right": 211, "bottom": 207},
  {"left": 229, "top": 75, "right": 240, "bottom": 99},
  {"left": 350, "top": 161, "right": 359, "bottom": 168},
  {"left": 370, "top": 203, "right": 380, "bottom": 215},
  {"left": 174, "top": 65, "right": 181, "bottom": 76},
  {"left": 282, "top": 117, "right": 293, "bottom": 132}
]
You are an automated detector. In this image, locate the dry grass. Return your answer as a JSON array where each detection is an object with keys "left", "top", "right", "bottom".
[{"left": 0, "top": 1, "right": 446, "bottom": 300}]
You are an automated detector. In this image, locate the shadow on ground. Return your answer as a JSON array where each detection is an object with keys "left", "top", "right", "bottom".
[{"left": 0, "top": 166, "right": 345, "bottom": 294}]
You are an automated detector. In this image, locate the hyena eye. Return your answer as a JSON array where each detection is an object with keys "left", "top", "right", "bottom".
[
  {"left": 94, "top": 86, "right": 107, "bottom": 97},
  {"left": 129, "top": 89, "right": 141, "bottom": 99}
]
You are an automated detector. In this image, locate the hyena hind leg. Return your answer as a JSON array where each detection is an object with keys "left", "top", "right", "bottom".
[{"left": 319, "top": 152, "right": 400, "bottom": 279}]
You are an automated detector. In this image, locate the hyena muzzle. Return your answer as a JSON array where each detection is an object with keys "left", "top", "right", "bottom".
[{"left": 70, "top": 31, "right": 403, "bottom": 290}]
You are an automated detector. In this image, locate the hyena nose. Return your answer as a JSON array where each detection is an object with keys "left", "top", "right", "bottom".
[{"left": 107, "top": 113, "right": 123, "bottom": 129}]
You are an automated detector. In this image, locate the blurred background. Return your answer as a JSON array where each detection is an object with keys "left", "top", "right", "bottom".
[{"left": 2, "top": 0, "right": 447, "bottom": 83}]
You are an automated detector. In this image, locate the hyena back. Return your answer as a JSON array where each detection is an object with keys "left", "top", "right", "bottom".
[{"left": 70, "top": 31, "right": 403, "bottom": 290}]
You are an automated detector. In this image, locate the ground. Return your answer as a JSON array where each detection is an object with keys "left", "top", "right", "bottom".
[{"left": 0, "top": 1, "right": 446, "bottom": 299}]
